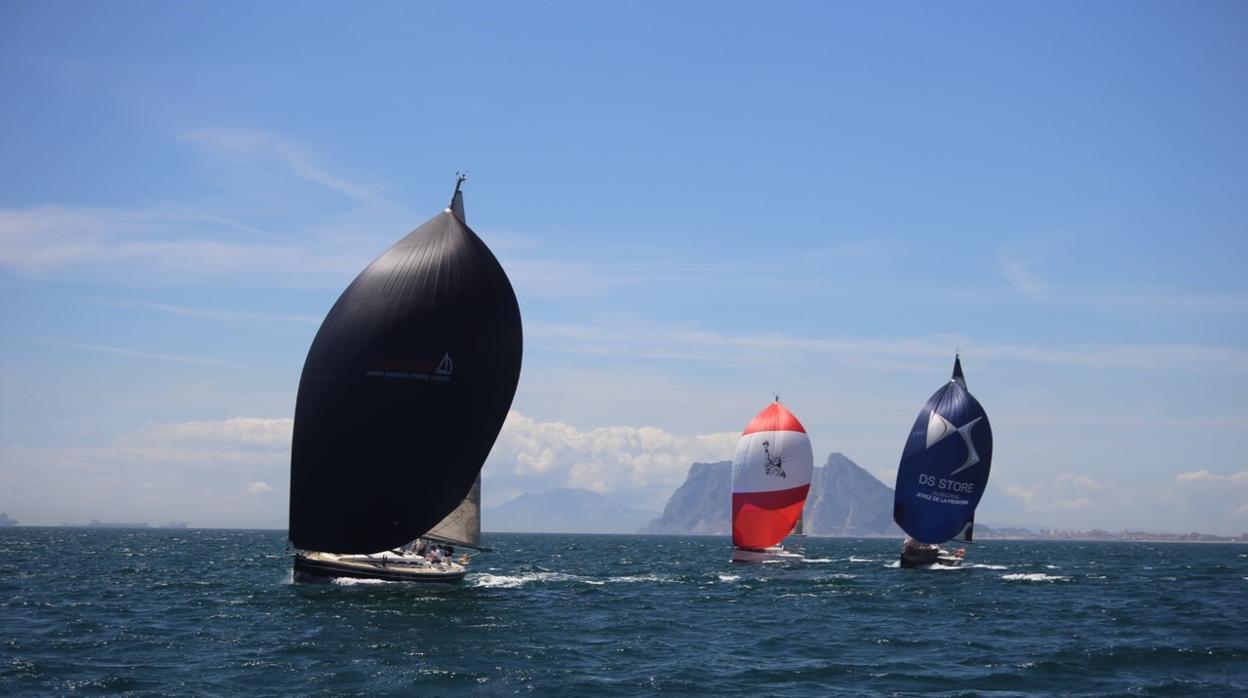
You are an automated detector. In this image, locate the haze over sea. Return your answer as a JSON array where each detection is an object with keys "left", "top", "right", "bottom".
[{"left": 2, "top": 528, "right": 1244, "bottom": 696}]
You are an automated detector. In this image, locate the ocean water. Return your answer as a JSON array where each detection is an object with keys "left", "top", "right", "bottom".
[{"left": 1, "top": 529, "right": 1245, "bottom": 696}]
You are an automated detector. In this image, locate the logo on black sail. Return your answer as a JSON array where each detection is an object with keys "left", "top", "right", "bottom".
[{"left": 436, "top": 352, "right": 454, "bottom": 376}]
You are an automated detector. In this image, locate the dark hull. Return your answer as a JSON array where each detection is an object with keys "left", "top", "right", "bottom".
[
  {"left": 899, "top": 550, "right": 963, "bottom": 569},
  {"left": 293, "top": 554, "right": 467, "bottom": 584}
]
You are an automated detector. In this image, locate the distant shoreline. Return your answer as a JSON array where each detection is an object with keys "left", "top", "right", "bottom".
[{"left": 2, "top": 525, "right": 1244, "bottom": 544}]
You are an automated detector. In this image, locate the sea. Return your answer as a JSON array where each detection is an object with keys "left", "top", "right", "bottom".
[{"left": 1, "top": 529, "right": 1245, "bottom": 696}]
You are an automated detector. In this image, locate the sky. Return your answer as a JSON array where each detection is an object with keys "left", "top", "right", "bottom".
[{"left": 1, "top": 2, "right": 1245, "bottom": 534}]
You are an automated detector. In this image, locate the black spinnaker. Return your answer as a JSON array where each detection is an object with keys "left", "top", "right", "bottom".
[{"left": 289, "top": 179, "right": 521, "bottom": 553}]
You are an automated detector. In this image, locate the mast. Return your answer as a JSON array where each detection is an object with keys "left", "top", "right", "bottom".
[
  {"left": 450, "top": 171, "right": 467, "bottom": 222},
  {"left": 416, "top": 175, "right": 494, "bottom": 552}
]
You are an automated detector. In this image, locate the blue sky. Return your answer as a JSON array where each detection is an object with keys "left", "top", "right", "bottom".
[{"left": 1, "top": 2, "right": 1245, "bottom": 533}]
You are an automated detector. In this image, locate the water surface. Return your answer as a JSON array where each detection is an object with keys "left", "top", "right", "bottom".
[{"left": 2, "top": 529, "right": 1245, "bottom": 695}]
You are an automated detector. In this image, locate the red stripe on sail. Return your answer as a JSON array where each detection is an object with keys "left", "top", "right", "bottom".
[
  {"left": 742, "top": 402, "right": 806, "bottom": 436},
  {"left": 731, "top": 485, "right": 810, "bottom": 549}
]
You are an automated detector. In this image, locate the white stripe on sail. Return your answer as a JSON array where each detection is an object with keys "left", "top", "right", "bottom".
[{"left": 731, "top": 430, "right": 813, "bottom": 494}]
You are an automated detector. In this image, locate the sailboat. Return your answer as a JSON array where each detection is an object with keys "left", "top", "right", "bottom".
[
  {"left": 892, "top": 355, "right": 993, "bottom": 568},
  {"left": 730, "top": 397, "right": 814, "bottom": 563},
  {"left": 289, "top": 176, "right": 522, "bottom": 583}
]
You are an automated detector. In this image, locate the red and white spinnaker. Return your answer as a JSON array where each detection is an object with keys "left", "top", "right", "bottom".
[{"left": 731, "top": 400, "right": 813, "bottom": 552}]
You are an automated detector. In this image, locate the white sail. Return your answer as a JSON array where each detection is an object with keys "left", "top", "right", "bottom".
[{"left": 423, "top": 475, "right": 482, "bottom": 549}]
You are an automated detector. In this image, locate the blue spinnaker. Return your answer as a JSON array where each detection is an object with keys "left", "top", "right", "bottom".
[{"left": 893, "top": 356, "right": 993, "bottom": 544}]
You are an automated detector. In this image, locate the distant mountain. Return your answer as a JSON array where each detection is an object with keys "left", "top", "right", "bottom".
[
  {"left": 642, "top": 453, "right": 901, "bottom": 537},
  {"left": 805, "top": 453, "right": 900, "bottom": 536},
  {"left": 483, "top": 488, "right": 658, "bottom": 534},
  {"left": 0, "top": 513, "right": 17, "bottom": 527},
  {"left": 640, "top": 461, "right": 733, "bottom": 535}
]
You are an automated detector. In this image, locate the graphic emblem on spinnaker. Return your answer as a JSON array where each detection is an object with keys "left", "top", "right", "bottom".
[
  {"left": 926, "top": 411, "right": 984, "bottom": 475},
  {"left": 762, "top": 440, "right": 786, "bottom": 478}
]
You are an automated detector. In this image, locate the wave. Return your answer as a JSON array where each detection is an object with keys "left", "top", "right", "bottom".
[
  {"left": 604, "top": 574, "right": 677, "bottom": 584},
  {"left": 1001, "top": 573, "right": 1071, "bottom": 583},
  {"left": 965, "top": 563, "right": 1008, "bottom": 570},
  {"left": 468, "top": 571, "right": 678, "bottom": 589},
  {"left": 331, "top": 576, "right": 392, "bottom": 586},
  {"left": 468, "top": 571, "right": 579, "bottom": 588},
  {"left": 718, "top": 574, "right": 740, "bottom": 582}
]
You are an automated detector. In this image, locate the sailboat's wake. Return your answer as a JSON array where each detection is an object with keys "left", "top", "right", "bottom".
[
  {"left": 468, "top": 571, "right": 680, "bottom": 588},
  {"left": 1000, "top": 573, "right": 1071, "bottom": 582},
  {"left": 469, "top": 571, "right": 579, "bottom": 588}
]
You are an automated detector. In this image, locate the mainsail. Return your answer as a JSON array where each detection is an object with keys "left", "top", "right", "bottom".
[
  {"left": 731, "top": 400, "right": 814, "bottom": 550},
  {"left": 288, "top": 179, "right": 522, "bottom": 553},
  {"left": 892, "top": 355, "right": 993, "bottom": 544},
  {"left": 423, "top": 475, "right": 484, "bottom": 550}
]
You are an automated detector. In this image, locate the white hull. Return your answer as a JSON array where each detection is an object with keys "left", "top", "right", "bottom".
[
  {"left": 294, "top": 550, "right": 467, "bottom": 583},
  {"left": 730, "top": 546, "right": 803, "bottom": 563}
]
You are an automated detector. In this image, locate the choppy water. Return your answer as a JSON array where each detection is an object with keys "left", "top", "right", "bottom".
[{"left": 1, "top": 529, "right": 1245, "bottom": 696}]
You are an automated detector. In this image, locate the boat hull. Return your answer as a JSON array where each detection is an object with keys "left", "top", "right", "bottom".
[
  {"left": 899, "top": 547, "right": 963, "bottom": 569},
  {"left": 730, "top": 546, "right": 803, "bottom": 564},
  {"left": 293, "top": 551, "right": 467, "bottom": 584}
]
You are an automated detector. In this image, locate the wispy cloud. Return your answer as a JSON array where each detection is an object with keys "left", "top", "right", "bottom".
[
  {"left": 1081, "top": 292, "right": 1248, "bottom": 314},
  {"left": 0, "top": 204, "right": 366, "bottom": 284},
  {"left": 183, "top": 129, "right": 383, "bottom": 205},
  {"left": 998, "top": 255, "right": 1046, "bottom": 298},
  {"left": 47, "top": 340, "right": 243, "bottom": 368},
  {"left": 529, "top": 319, "right": 1248, "bottom": 373},
  {"left": 88, "top": 297, "right": 320, "bottom": 324}
]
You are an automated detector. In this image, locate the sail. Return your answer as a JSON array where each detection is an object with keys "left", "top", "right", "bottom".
[
  {"left": 731, "top": 401, "right": 813, "bottom": 550},
  {"left": 288, "top": 186, "right": 522, "bottom": 553},
  {"left": 423, "top": 475, "right": 483, "bottom": 549},
  {"left": 893, "top": 356, "right": 992, "bottom": 544}
]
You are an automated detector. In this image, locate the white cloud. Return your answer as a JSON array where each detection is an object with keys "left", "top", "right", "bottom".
[
  {"left": 484, "top": 411, "right": 738, "bottom": 510},
  {"left": 139, "top": 417, "right": 293, "bottom": 448},
  {"left": 0, "top": 415, "right": 294, "bottom": 526},
  {"left": 2, "top": 411, "right": 740, "bottom": 525},
  {"left": 998, "top": 473, "right": 1108, "bottom": 512},
  {"left": 1000, "top": 259, "right": 1046, "bottom": 298},
  {"left": 1176, "top": 470, "right": 1248, "bottom": 484},
  {"left": 246, "top": 481, "right": 274, "bottom": 495}
]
